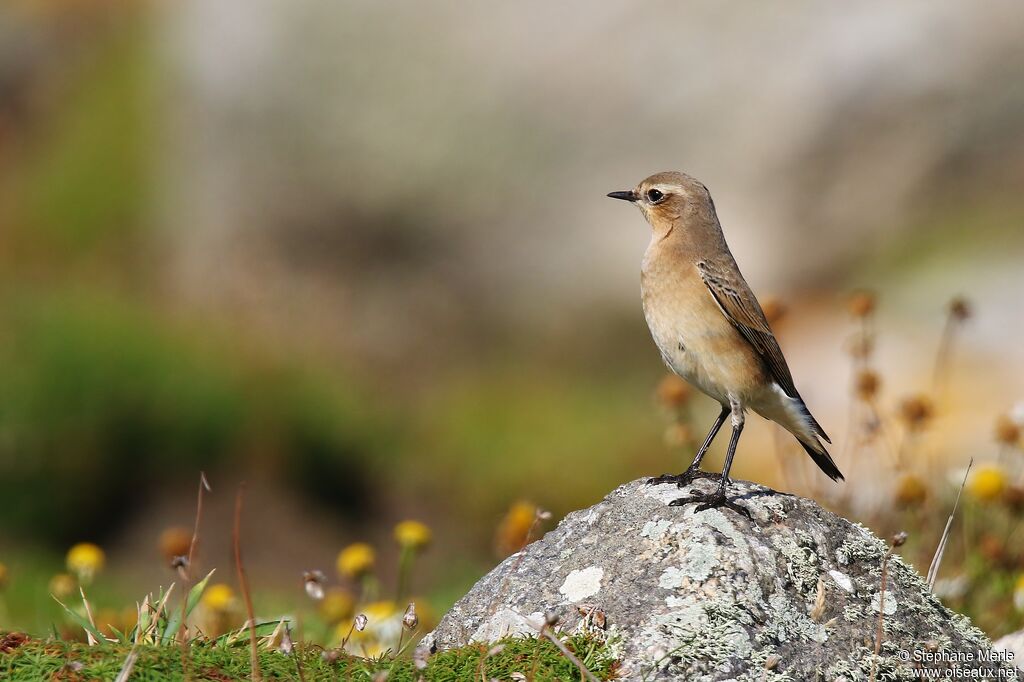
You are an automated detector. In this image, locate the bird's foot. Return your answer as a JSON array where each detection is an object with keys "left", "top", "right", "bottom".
[
  {"left": 669, "top": 486, "right": 751, "bottom": 519},
  {"left": 647, "top": 466, "right": 719, "bottom": 487}
]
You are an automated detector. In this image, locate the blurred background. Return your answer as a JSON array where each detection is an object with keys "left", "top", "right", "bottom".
[{"left": 2, "top": 0, "right": 1024, "bottom": 640}]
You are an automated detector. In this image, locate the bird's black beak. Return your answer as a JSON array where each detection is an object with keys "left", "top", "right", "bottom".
[{"left": 606, "top": 190, "right": 637, "bottom": 202}]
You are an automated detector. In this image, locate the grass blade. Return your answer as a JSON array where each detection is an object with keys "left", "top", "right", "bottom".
[
  {"left": 52, "top": 595, "right": 107, "bottom": 644},
  {"left": 927, "top": 457, "right": 972, "bottom": 589},
  {"left": 162, "top": 569, "right": 215, "bottom": 643}
]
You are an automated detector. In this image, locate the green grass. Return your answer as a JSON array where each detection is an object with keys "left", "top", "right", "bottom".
[{"left": 0, "top": 633, "right": 619, "bottom": 681}]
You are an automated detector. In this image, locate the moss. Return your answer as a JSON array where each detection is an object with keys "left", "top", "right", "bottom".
[{"left": 0, "top": 633, "right": 619, "bottom": 682}]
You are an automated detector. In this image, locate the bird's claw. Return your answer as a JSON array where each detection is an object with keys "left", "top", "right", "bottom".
[
  {"left": 646, "top": 467, "right": 719, "bottom": 487},
  {"left": 670, "top": 488, "right": 751, "bottom": 519}
]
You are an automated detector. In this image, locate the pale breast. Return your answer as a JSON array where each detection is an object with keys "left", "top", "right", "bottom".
[{"left": 641, "top": 250, "right": 764, "bottom": 403}]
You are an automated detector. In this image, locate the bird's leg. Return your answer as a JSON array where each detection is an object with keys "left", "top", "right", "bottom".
[
  {"left": 670, "top": 401, "right": 751, "bottom": 519},
  {"left": 648, "top": 404, "right": 730, "bottom": 486}
]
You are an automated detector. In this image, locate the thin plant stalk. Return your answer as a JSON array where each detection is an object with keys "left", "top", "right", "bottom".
[
  {"left": 234, "top": 484, "right": 261, "bottom": 682},
  {"left": 869, "top": 541, "right": 897, "bottom": 682},
  {"left": 927, "top": 459, "right": 972, "bottom": 589},
  {"left": 396, "top": 546, "right": 413, "bottom": 603},
  {"left": 179, "top": 472, "right": 210, "bottom": 682}
]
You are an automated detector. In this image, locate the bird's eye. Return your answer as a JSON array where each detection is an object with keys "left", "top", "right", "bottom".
[{"left": 646, "top": 189, "right": 665, "bottom": 203}]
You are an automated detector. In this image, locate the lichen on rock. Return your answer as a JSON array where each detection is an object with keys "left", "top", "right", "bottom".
[{"left": 424, "top": 478, "right": 1009, "bottom": 680}]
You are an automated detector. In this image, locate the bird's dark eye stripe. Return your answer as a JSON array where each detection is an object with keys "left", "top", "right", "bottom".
[{"left": 647, "top": 189, "right": 664, "bottom": 203}]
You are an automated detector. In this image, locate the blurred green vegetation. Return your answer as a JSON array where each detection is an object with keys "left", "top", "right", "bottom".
[{"left": 0, "top": 289, "right": 394, "bottom": 544}]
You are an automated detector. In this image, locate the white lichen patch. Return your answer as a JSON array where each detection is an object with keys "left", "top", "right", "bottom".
[
  {"left": 643, "top": 482, "right": 687, "bottom": 505},
  {"left": 870, "top": 591, "right": 898, "bottom": 616},
  {"left": 659, "top": 566, "right": 686, "bottom": 590},
  {"left": 559, "top": 566, "right": 603, "bottom": 603},
  {"left": 641, "top": 518, "right": 672, "bottom": 540},
  {"left": 678, "top": 542, "right": 718, "bottom": 582},
  {"left": 470, "top": 608, "right": 543, "bottom": 642},
  {"left": 829, "top": 570, "right": 854, "bottom": 593}
]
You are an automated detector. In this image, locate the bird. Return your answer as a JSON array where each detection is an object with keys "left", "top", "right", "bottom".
[{"left": 607, "top": 171, "right": 842, "bottom": 516}]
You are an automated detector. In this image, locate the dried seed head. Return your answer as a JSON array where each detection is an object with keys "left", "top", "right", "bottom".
[
  {"left": 279, "top": 626, "right": 294, "bottom": 655},
  {"left": 655, "top": 374, "right": 691, "bottom": 409},
  {"left": 664, "top": 423, "right": 693, "bottom": 448},
  {"left": 898, "top": 395, "right": 934, "bottom": 431},
  {"left": 891, "top": 532, "right": 908, "bottom": 547},
  {"left": 854, "top": 370, "right": 880, "bottom": 401},
  {"left": 1004, "top": 485, "right": 1024, "bottom": 513},
  {"left": 304, "top": 570, "right": 326, "bottom": 601},
  {"left": 846, "top": 332, "right": 874, "bottom": 360},
  {"left": 171, "top": 555, "right": 190, "bottom": 581},
  {"left": 535, "top": 508, "right": 552, "bottom": 521},
  {"left": 764, "top": 654, "right": 781, "bottom": 670},
  {"left": 979, "top": 533, "right": 1007, "bottom": 564},
  {"left": 948, "top": 297, "right": 971, "bottom": 322},
  {"left": 995, "top": 415, "right": 1021, "bottom": 447},
  {"left": 321, "top": 649, "right": 341, "bottom": 663},
  {"left": 159, "top": 527, "right": 192, "bottom": 563},
  {"left": 847, "top": 291, "right": 876, "bottom": 318},
  {"left": 544, "top": 610, "right": 559, "bottom": 626},
  {"left": 486, "top": 644, "right": 506, "bottom": 657},
  {"left": 760, "top": 297, "right": 787, "bottom": 327},
  {"left": 402, "top": 603, "right": 419, "bottom": 630},
  {"left": 354, "top": 613, "right": 368, "bottom": 632},
  {"left": 894, "top": 474, "right": 927, "bottom": 509}
]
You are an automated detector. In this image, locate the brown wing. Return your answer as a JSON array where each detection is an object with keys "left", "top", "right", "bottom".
[{"left": 696, "top": 259, "right": 799, "bottom": 399}]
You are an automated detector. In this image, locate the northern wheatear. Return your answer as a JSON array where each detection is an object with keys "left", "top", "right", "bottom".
[{"left": 608, "top": 171, "right": 842, "bottom": 515}]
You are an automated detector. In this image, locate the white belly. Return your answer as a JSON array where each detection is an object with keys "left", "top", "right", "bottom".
[{"left": 642, "top": 298, "right": 731, "bottom": 404}]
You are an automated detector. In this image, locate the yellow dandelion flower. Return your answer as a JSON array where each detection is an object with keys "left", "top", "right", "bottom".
[
  {"left": 968, "top": 463, "right": 1007, "bottom": 503},
  {"left": 49, "top": 573, "right": 76, "bottom": 598},
  {"left": 202, "top": 583, "right": 236, "bottom": 612},
  {"left": 319, "top": 588, "right": 355, "bottom": 624},
  {"left": 66, "top": 543, "right": 105, "bottom": 584},
  {"left": 495, "top": 501, "right": 538, "bottom": 558},
  {"left": 336, "top": 543, "right": 376, "bottom": 578},
  {"left": 394, "top": 521, "right": 432, "bottom": 550}
]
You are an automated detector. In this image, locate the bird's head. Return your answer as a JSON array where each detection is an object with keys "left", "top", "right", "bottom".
[{"left": 607, "top": 171, "right": 718, "bottom": 237}]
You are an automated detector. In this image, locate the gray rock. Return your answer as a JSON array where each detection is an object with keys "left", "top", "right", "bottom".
[
  {"left": 994, "top": 630, "right": 1024, "bottom": 672},
  {"left": 424, "top": 478, "right": 1012, "bottom": 681}
]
